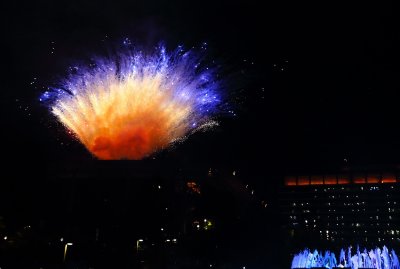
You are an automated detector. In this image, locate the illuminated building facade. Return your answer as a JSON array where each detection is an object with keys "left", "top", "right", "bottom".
[{"left": 281, "top": 171, "right": 400, "bottom": 247}]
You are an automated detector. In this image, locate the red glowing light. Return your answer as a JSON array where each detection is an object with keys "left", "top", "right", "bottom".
[
  {"left": 298, "top": 176, "right": 310, "bottom": 186},
  {"left": 311, "top": 176, "right": 323, "bottom": 185},
  {"left": 284, "top": 172, "right": 399, "bottom": 186},
  {"left": 285, "top": 177, "right": 297, "bottom": 186},
  {"left": 381, "top": 173, "right": 396, "bottom": 183},
  {"left": 324, "top": 175, "right": 337, "bottom": 185},
  {"left": 353, "top": 175, "right": 366, "bottom": 184},
  {"left": 367, "top": 174, "right": 380, "bottom": 183},
  {"left": 337, "top": 175, "right": 350, "bottom": 184}
]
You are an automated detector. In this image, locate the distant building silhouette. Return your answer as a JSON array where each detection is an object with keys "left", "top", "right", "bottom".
[{"left": 281, "top": 167, "right": 400, "bottom": 249}]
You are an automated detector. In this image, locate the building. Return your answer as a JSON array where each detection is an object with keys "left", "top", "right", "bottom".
[{"left": 280, "top": 170, "right": 400, "bottom": 249}]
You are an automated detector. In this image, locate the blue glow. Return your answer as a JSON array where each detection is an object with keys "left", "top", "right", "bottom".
[{"left": 41, "top": 44, "right": 228, "bottom": 131}]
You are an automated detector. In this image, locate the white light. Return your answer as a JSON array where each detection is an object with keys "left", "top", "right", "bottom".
[
  {"left": 173, "top": 238, "right": 177, "bottom": 242},
  {"left": 138, "top": 239, "right": 144, "bottom": 242},
  {"left": 161, "top": 228, "right": 164, "bottom": 231},
  {"left": 204, "top": 219, "right": 207, "bottom": 222},
  {"left": 158, "top": 185, "right": 161, "bottom": 189},
  {"left": 196, "top": 224, "right": 200, "bottom": 228},
  {"left": 60, "top": 237, "right": 64, "bottom": 242},
  {"left": 166, "top": 239, "right": 170, "bottom": 242},
  {"left": 67, "top": 243, "right": 73, "bottom": 246},
  {"left": 3, "top": 236, "right": 7, "bottom": 240}
]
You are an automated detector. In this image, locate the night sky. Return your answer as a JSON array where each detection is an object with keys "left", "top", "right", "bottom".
[
  {"left": 2, "top": 1, "right": 400, "bottom": 268},
  {"left": 3, "top": 0, "right": 400, "bottom": 174}
]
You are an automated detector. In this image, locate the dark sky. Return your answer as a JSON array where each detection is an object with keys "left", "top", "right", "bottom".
[{"left": 3, "top": 0, "right": 400, "bottom": 175}]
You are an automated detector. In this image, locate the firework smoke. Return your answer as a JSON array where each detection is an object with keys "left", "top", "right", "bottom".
[{"left": 41, "top": 45, "right": 223, "bottom": 160}]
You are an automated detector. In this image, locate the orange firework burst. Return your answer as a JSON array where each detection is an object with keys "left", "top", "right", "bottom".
[{"left": 41, "top": 46, "right": 223, "bottom": 159}]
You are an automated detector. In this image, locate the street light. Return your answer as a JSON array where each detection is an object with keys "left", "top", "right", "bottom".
[
  {"left": 63, "top": 243, "right": 73, "bottom": 262},
  {"left": 136, "top": 239, "right": 143, "bottom": 253}
]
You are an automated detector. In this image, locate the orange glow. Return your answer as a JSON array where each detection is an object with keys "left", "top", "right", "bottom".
[
  {"left": 187, "top": 182, "right": 201, "bottom": 194},
  {"left": 285, "top": 177, "right": 297, "bottom": 186},
  {"left": 324, "top": 175, "right": 337, "bottom": 185},
  {"left": 353, "top": 175, "right": 366, "bottom": 184},
  {"left": 337, "top": 175, "right": 350, "bottom": 184},
  {"left": 284, "top": 173, "right": 399, "bottom": 186},
  {"left": 310, "top": 176, "right": 323, "bottom": 185},
  {"left": 381, "top": 173, "right": 396, "bottom": 183},
  {"left": 297, "top": 176, "right": 310, "bottom": 186},
  {"left": 367, "top": 174, "right": 380, "bottom": 183}
]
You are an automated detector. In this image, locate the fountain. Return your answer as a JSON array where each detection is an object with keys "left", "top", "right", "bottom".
[{"left": 291, "top": 246, "right": 399, "bottom": 269}]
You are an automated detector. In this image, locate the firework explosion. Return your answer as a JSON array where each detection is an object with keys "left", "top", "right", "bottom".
[{"left": 41, "top": 45, "right": 224, "bottom": 160}]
